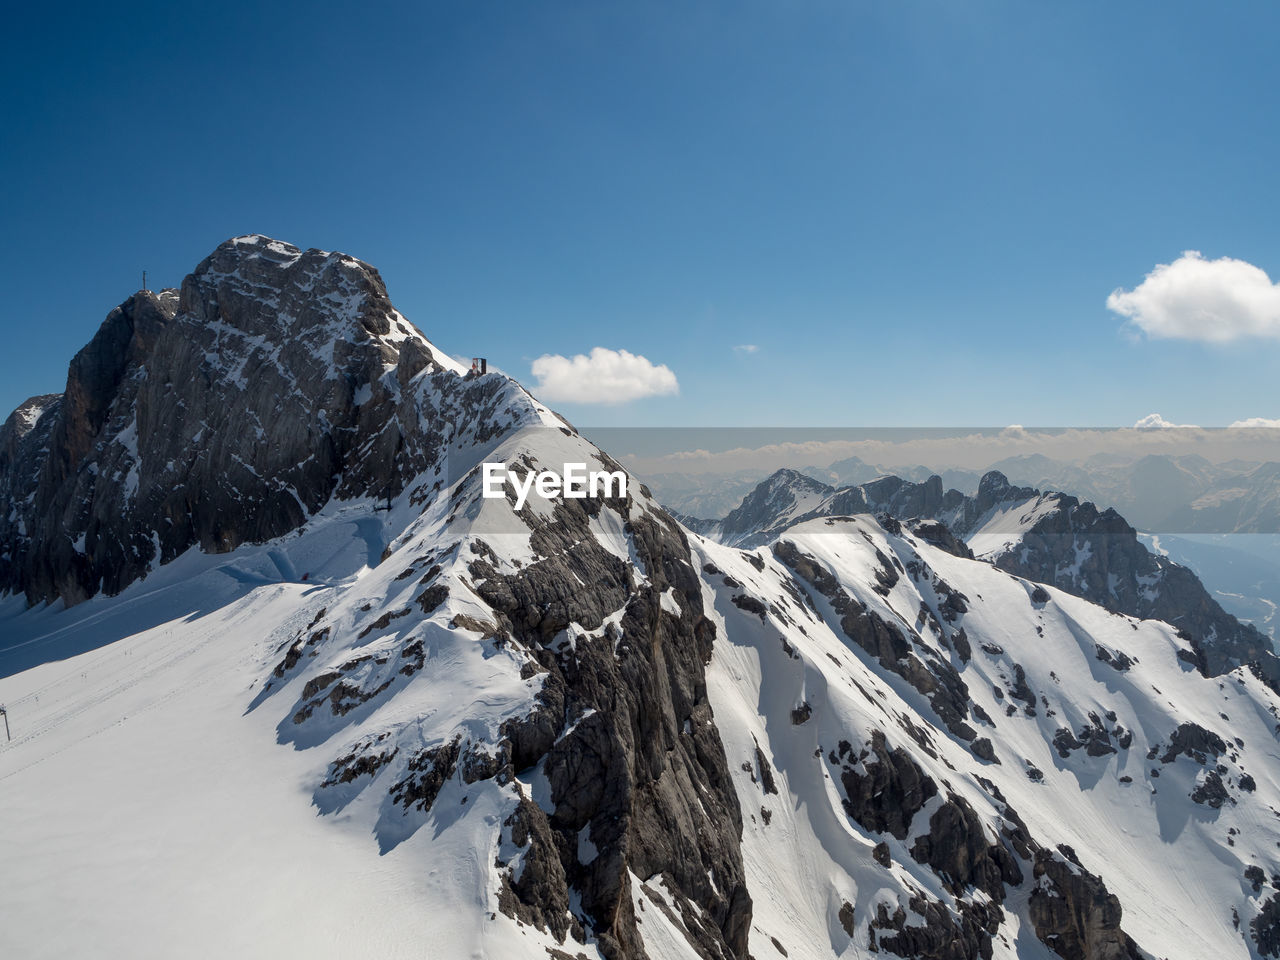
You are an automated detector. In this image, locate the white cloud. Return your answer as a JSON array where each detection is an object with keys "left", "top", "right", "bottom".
[
  {"left": 530, "top": 347, "right": 678, "bottom": 405},
  {"left": 1107, "top": 251, "right": 1280, "bottom": 342},
  {"left": 1133, "top": 413, "right": 1199, "bottom": 430},
  {"left": 733, "top": 344, "right": 759, "bottom": 354},
  {"left": 1229, "top": 417, "right": 1280, "bottom": 428}
]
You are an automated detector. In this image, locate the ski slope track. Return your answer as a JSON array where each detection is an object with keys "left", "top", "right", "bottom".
[{"left": 3, "top": 236, "right": 1280, "bottom": 960}]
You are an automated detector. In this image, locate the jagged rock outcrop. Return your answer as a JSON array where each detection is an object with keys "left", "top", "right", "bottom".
[
  {"left": 775, "top": 535, "right": 978, "bottom": 742},
  {"left": 830, "top": 732, "right": 938, "bottom": 840},
  {"left": 1029, "top": 848, "right": 1143, "bottom": 960},
  {"left": 1253, "top": 892, "right": 1280, "bottom": 957},
  {"left": 910, "top": 792, "right": 1024, "bottom": 901},
  {"left": 967, "top": 475, "right": 1280, "bottom": 687},
  {"left": 0, "top": 392, "right": 62, "bottom": 590},
  {"left": 696, "top": 469, "right": 835, "bottom": 547},
  {"left": 871, "top": 896, "right": 1002, "bottom": 960},
  {"left": 468, "top": 493, "right": 752, "bottom": 959}
]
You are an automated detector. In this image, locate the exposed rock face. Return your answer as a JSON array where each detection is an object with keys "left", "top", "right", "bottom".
[
  {"left": 1, "top": 236, "right": 469, "bottom": 606},
  {"left": 1028, "top": 848, "right": 1143, "bottom": 960},
  {"left": 774, "top": 536, "right": 978, "bottom": 742},
  {"left": 1190, "top": 770, "right": 1234, "bottom": 808},
  {"left": 906, "top": 517, "right": 974, "bottom": 560},
  {"left": 3, "top": 290, "right": 177, "bottom": 603},
  {"left": 831, "top": 732, "right": 938, "bottom": 840},
  {"left": 0, "top": 392, "right": 62, "bottom": 591},
  {"left": 705, "top": 469, "right": 836, "bottom": 548},
  {"left": 700, "top": 470, "right": 987, "bottom": 551},
  {"left": 828, "top": 732, "right": 1014, "bottom": 960},
  {"left": 1159, "top": 721, "right": 1227, "bottom": 764},
  {"left": 1253, "top": 892, "right": 1280, "bottom": 957},
  {"left": 468, "top": 494, "right": 752, "bottom": 960},
  {"left": 909, "top": 792, "right": 1024, "bottom": 901},
  {"left": 871, "top": 896, "right": 1001, "bottom": 960}
]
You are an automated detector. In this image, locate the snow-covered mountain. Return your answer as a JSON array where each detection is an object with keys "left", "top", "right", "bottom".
[
  {"left": 686, "top": 469, "right": 1280, "bottom": 691},
  {"left": 658, "top": 450, "right": 1280, "bottom": 534},
  {"left": 680, "top": 469, "right": 968, "bottom": 550},
  {"left": 4, "top": 237, "right": 1280, "bottom": 960}
]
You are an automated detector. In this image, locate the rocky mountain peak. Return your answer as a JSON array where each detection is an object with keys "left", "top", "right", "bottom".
[
  {"left": 0, "top": 236, "right": 496, "bottom": 607},
  {"left": 977, "top": 468, "right": 1012, "bottom": 497},
  {"left": 3, "top": 393, "right": 62, "bottom": 441},
  {"left": 764, "top": 466, "right": 817, "bottom": 486},
  {"left": 185, "top": 235, "right": 411, "bottom": 346}
]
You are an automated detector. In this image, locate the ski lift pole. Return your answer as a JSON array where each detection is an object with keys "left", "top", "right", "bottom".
[{"left": 1, "top": 705, "right": 9, "bottom": 742}]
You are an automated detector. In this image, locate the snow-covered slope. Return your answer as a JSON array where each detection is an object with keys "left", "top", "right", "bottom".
[
  {"left": 11, "top": 499, "right": 1280, "bottom": 958},
  {"left": 696, "top": 516, "right": 1280, "bottom": 959},
  {"left": 2, "top": 409, "right": 750, "bottom": 960},
  {"left": 957, "top": 480, "right": 1280, "bottom": 689}
]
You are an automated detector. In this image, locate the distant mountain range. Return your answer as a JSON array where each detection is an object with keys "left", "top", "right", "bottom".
[{"left": 652, "top": 451, "right": 1280, "bottom": 536}]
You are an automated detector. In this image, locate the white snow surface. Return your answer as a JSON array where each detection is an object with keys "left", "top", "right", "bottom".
[
  {"left": 0, "top": 498, "right": 585, "bottom": 960},
  {"left": 966, "top": 491, "right": 1066, "bottom": 560}
]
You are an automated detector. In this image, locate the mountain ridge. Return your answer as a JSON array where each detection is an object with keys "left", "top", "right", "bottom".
[{"left": 682, "top": 467, "right": 1280, "bottom": 692}]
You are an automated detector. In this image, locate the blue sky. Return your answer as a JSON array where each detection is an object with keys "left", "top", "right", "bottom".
[{"left": 2, "top": 1, "right": 1278, "bottom": 427}]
